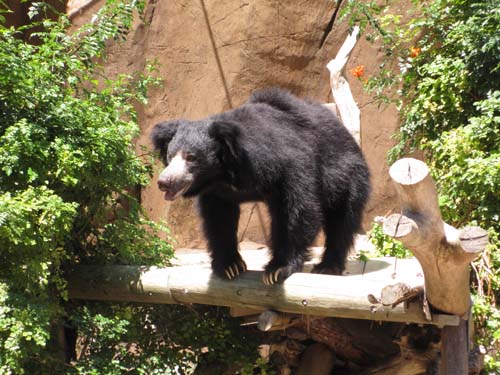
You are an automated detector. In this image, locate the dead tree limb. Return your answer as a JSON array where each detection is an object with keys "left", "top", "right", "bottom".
[{"left": 326, "top": 25, "right": 361, "bottom": 143}]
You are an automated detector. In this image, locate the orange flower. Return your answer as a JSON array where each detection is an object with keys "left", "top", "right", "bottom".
[
  {"left": 410, "top": 46, "right": 421, "bottom": 58},
  {"left": 350, "top": 65, "right": 365, "bottom": 79}
]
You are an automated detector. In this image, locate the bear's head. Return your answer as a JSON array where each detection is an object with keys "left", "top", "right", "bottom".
[{"left": 151, "top": 119, "right": 241, "bottom": 200}]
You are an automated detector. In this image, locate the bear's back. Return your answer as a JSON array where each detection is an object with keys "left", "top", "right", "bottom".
[{"left": 247, "top": 88, "right": 357, "bottom": 149}]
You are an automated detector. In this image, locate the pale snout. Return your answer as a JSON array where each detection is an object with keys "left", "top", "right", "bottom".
[{"left": 157, "top": 153, "right": 193, "bottom": 201}]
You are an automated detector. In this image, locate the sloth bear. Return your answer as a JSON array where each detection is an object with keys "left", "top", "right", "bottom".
[{"left": 151, "top": 88, "right": 370, "bottom": 285}]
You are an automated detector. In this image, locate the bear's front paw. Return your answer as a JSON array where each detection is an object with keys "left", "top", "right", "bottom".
[
  {"left": 263, "top": 264, "right": 301, "bottom": 285},
  {"left": 311, "top": 263, "right": 344, "bottom": 276},
  {"left": 212, "top": 259, "right": 247, "bottom": 280}
]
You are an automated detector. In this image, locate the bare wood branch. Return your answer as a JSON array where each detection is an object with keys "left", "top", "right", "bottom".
[{"left": 326, "top": 26, "right": 361, "bottom": 143}]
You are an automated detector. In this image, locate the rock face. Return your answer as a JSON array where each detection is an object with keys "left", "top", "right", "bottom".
[{"left": 70, "top": 0, "right": 400, "bottom": 248}]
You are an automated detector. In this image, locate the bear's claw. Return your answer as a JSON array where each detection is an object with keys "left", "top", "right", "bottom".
[
  {"left": 311, "top": 263, "right": 344, "bottom": 276},
  {"left": 262, "top": 268, "right": 282, "bottom": 285},
  {"left": 223, "top": 260, "right": 247, "bottom": 280},
  {"left": 263, "top": 261, "right": 304, "bottom": 285},
  {"left": 263, "top": 266, "right": 298, "bottom": 285}
]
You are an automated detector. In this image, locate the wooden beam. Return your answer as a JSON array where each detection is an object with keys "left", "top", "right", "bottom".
[{"left": 67, "top": 264, "right": 459, "bottom": 326}]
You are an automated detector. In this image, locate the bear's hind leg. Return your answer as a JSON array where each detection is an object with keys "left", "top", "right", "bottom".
[
  {"left": 198, "top": 193, "right": 247, "bottom": 280},
  {"left": 313, "top": 203, "right": 360, "bottom": 275}
]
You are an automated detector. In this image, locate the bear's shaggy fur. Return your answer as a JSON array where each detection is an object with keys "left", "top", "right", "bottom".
[{"left": 151, "top": 88, "right": 370, "bottom": 284}]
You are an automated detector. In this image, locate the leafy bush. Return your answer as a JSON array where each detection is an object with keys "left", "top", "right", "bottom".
[
  {"left": 0, "top": 2, "right": 265, "bottom": 374},
  {"left": 0, "top": 1, "right": 168, "bottom": 373},
  {"left": 343, "top": 0, "right": 500, "bottom": 371},
  {"left": 368, "top": 222, "right": 412, "bottom": 259},
  {"left": 70, "top": 304, "right": 264, "bottom": 375}
]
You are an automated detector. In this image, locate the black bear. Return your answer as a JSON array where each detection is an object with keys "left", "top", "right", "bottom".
[{"left": 151, "top": 88, "right": 370, "bottom": 284}]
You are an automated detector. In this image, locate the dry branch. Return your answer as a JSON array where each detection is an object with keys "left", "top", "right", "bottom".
[{"left": 326, "top": 25, "right": 361, "bottom": 143}]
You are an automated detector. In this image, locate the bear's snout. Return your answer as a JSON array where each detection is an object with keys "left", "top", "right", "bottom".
[
  {"left": 157, "top": 176, "right": 191, "bottom": 201},
  {"left": 157, "top": 178, "right": 175, "bottom": 193},
  {"left": 157, "top": 153, "right": 193, "bottom": 201}
]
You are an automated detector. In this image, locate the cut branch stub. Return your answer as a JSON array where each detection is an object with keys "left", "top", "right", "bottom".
[
  {"left": 383, "top": 214, "right": 416, "bottom": 240},
  {"left": 384, "top": 158, "right": 488, "bottom": 316},
  {"left": 388, "top": 158, "right": 442, "bottom": 222},
  {"left": 459, "top": 226, "right": 489, "bottom": 254}
]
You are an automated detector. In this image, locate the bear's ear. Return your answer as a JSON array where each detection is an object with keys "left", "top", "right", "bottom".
[
  {"left": 150, "top": 120, "right": 182, "bottom": 151},
  {"left": 208, "top": 120, "right": 241, "bottom": 160}
]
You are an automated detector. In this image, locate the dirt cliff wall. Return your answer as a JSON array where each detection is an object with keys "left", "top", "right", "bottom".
[{"left": 69, "top": 0, "right": 400, "bottom": 248}]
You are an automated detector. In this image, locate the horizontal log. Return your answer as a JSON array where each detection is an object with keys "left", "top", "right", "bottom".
[{"left": 67, "top": 264, "right": 459, "bottom": 326}]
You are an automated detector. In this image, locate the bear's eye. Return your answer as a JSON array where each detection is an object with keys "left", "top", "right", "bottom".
[{"left": 185, "top": 153, "right": 196, "bottom": 162}]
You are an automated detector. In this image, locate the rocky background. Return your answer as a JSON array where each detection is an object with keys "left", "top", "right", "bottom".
[{"left": 72, "top": 0, "right": 399, "bottom": 248}]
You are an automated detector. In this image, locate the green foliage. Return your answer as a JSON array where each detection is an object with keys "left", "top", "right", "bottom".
[
  {"left": 344, "top": 0, "right": 500, "bottom": 371},
  {"left": 0, "top": 187, "right": 77, "bottom": 373},
  {"left": 0, "top": 1, "right": 203, "bottom": 374},
  {"left": 70, "top": 304, "right": 265, "bottom": 375},
  {"left": 427, "top": 92, "right": 500, "bottom": 229},
  {"left": 368, "top": 222, "right": 413, "bottom": 259}
]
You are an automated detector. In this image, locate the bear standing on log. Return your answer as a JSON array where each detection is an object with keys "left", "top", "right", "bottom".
[{"left": 151, "top": 88, "right": 370, "bottom": 285}]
